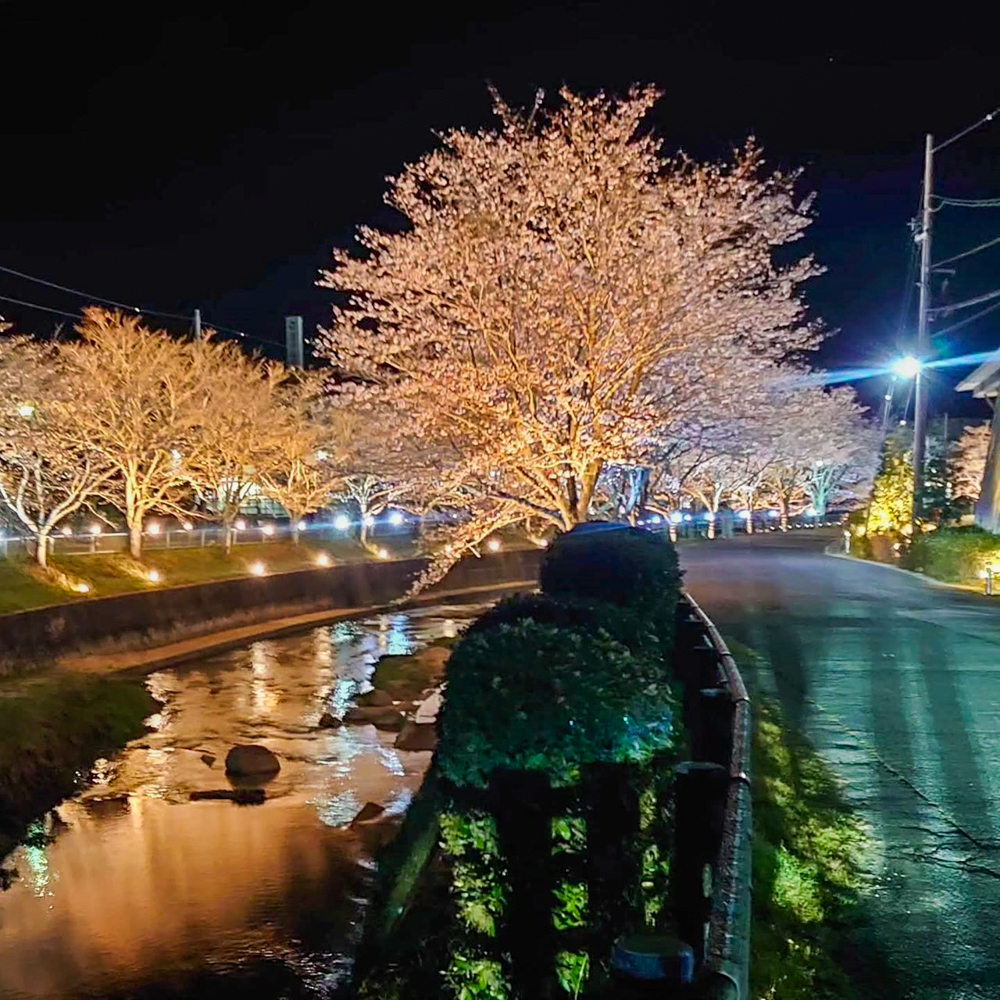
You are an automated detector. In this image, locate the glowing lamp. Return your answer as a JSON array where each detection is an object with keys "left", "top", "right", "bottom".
[
  {"left": 333, "top": 513, "right": 350, "bottom": 531},
  {"left": 296, "top": 520, "right": 308, "bottom": 532},
  {"left": 670, "top": 512, "right": 683, "bottom": 525},
  {"left": 251, "top": 561, "right": 266, "bottom": 577},
  {"left": 487, "top": 538, "right": 502, "bottom": 552},
  {"left": 17, "top": 403, "right": 35, "bottom": 419},
  {"left": 261, "top": 524, "right": 275, "bottom": 537},
  {"left": 892, "top": 355, "right": 921, "bottom": 379},
  {"left": 89, "top": 524, "right": 102, "bottom": 536},
  {"left": 235, "top": 518, "right": 247, "bottom": 531},
  {"left": 649, "top": 514, "right": 662, "bottom": 525},
  {"left": 76, "top": 583, "right": 91, "bottom": 594},
  {"left": 183, "top": 521, "right": 194, "bottom": 531},
  {"left": 738, "top": 510, "right": 751, "bottom": 520},
  {"left": 147, "top": 569, "right": 161, "bottom": 583},
  {"left": 377, "top": 548, "right": 389, "bottom": 560},
  {"left": 147, "top": 522, "right": 161, "bottom": 535},
  {"left": 388, "top": 510, "right": 404, "bottom": 526},
  {"left": 316, "top": 552, "right": 331, "bottom": 567},
  {"left": 61, "top": 526, "right": 72, "bottom": 536}
]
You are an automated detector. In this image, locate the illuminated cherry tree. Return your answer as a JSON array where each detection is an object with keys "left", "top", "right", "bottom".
[
  {"left": 952, "top": 422, "right": 991, "bottom": 503},
  {"left": 0, "top": 337, "right": 114, "bottom": 566},
  {"left": 318, "top": 88, "right": 821, "bottom": 578},
  {"left": 59, "top": 309, "right": 220, "bottom": 557}
]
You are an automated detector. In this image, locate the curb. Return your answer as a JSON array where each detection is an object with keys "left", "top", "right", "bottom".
[{"left": 824, "top": 547, "right": 987, "bottom": 595}]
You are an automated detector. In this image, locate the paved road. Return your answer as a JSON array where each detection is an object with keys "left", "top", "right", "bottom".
[{"left": 681, "top": 531, "right": 1000, "bottom": 1000}]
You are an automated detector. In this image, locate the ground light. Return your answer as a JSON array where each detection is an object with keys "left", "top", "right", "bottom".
[
  {"left": 297, "top": 520, "right": 308, "bottom": 532},
  {"left": 89, "top": 524, "right": 102, "bottom": 535},
  {"left": 183, "top": 521, "right": 194, "bottom": 531},
  {"left": 388, "top": 510, "right": 404, "bottom": 526},
  {"left": 235, "top": 518, "right": 247, "bottom": 531},
  {"left": 487, "top": 538, "right": 502, "bottom": 552},
  {"left": 377, "top": 548, "right": 389, "bottom": 560},
  {"left": 147, "top": 569, "right": 161, "bottom": 583},
  {"left": 315, "top": 553, "right": 331, "bottom": 568},
  {"left": 251, "top": 561, "right": 266, "bottom": 576},
  {"left": 261, "top": 524, "right": 275, "bottom": 537},
  {"left": 333, "top": 513, "right": 350, "bottom": 531}
]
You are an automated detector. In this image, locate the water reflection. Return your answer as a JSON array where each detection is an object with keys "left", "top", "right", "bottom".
[{"left": 0, "top": 603, "right": 483, "bottom": 999}]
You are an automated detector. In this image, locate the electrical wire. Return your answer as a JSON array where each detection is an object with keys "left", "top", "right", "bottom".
[
  {"left": 931, "top": 297, "right": 1000, "bottom": 339},
  {"left": 929, "top": 286, "right": 1000, "bottom": 315},
  {"left": 936, "top": 196, "right": 1000, "bottom": 208},
  {"left": 933, "top": 107, "right": 1000, "bottom": 154},
  {"left": 0, "top": 293, "right": 82, "bottom": 320},
  {"left": 933, "top": 233, "right": 1000, "bottom": 268},
  {"left": 0, "top": 264, "right": 141, "bottom": 312}
]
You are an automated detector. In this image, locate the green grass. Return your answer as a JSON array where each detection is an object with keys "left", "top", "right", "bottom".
[
  {"left": 727, "top": 639, "right": 868, "bottom": 1000},
  {"left": 0, "top": 673, "right": 159, "bottom": 855},
  {"left": 0, "top": 559, "right": 67, "bottom": 613},
  {"left": 0, "top": 536, "right": 418, "bottom": 615}
]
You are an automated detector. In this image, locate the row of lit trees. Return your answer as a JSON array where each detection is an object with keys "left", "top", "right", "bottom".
[
  {"left": 316, "top": 86, "right": 877, "bottom": 580},
  {"left": 0, "top": 309, "right": 357, "bottom": 566}
]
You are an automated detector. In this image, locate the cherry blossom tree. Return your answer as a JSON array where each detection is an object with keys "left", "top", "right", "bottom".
[
  {"left": 318, "top": 87, "right": 821, "bottom": 580},
  {"left": 58, "top": 308, "right": 219, "bottom": 558},
  {"left": 0, "top": 337, "right": 115, "bottom": 566},
  {"left": 952, "top": 422, "right": 991, "bottom": 503}
]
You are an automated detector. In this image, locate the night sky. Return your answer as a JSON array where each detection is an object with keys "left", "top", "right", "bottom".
[{"left": 3, "top": 2, "right": 1000, "bottom": 417}]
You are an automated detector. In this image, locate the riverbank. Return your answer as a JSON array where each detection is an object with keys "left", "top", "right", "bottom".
[{"left": 0, "top": 675, "right": 159, "bottom": 865}]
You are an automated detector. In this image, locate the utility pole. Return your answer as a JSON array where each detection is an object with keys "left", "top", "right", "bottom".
[
  {"left": 912, "top": 133, "right": 934, "bottom": 526},
  {"left": 193, "top": 308, "right": 203, "bottom": 341}
]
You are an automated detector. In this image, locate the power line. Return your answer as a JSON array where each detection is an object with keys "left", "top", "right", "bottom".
[
  {"left": 929, "top": 286, "right": 1000, "bottom": 316},
  {"left": 0, "top": 293, "right": 82, "bottom": 320},
  {"left": 0, "top": 264, "right": 141, "bottom": 312},
  {"left": 933, "top": 106, "right": 1000, "bottom": 154},
  {"left": 936, "top": 196, "right": 1000, "bottom": 208},
  {"left": 931, "top": 298, "right": 1000, "bottom": 339},
  {"left": 933, "top": 233, "right": 1000, "bottom": 268}
]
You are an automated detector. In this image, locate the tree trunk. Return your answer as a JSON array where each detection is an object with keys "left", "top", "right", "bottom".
[
  {"left": 224, "top": 526, "right": 234, "bottom": 554},
  {"left": 291, "top": 517, "right": 301, "bottom": 545},
  {"left": 779, "top": 497, "right": 789, "bottom": 532},
  {"left": 129, "top": 520, "right": 143, "bottom": 558},
  {"left": 746, "top": 502, "right": 754, "bottom": 534},
  {"left": 707, "top": 514, "right": 716, "bottom": 540},
  {"left": 360, "top": 516, "right": 370, "bottom": 550},
  {"left": 35, "top": 531, "right": 49, "bottom": 568}
]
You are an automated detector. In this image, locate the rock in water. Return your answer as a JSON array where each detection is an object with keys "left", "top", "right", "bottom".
[
  {"left": 351, "top": 802, "right": 385, "bottom": 826},
  {"left": 344, "top": 706, "right": 406, "bottom": 731},
  {"left": 225, "top": 744, "right": 280, "bottom": 776},
  {"left": 318, "top": 712, "right": 342, "bottom": 729},
  {"left": 356, "top": 689, "right": 393, "bottom": 707},
  {"left": 395, "top": 721, "right": 438, "bottom": 751},
  {"left": 190, "top": 788, "right": 266, "bottom": 805},
  {"left": 200, "top": 753, "right": 216, "bottom": 767}
]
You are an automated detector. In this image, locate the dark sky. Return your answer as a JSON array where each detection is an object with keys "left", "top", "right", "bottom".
[{"left": 3, "top": 1, "right": 1000, "bottom": 417}]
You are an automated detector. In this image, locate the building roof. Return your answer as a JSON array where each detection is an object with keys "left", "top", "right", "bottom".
[{"left": 956, "top": 358, "right": 1000, "bottom": 399}]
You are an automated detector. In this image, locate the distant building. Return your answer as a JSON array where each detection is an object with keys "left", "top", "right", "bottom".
[{"left": 956, "top": 358, "right": 1000, "bottom": 532}]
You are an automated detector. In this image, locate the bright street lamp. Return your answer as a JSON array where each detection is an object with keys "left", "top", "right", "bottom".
[{"left": 892, "top": 355, "right": 921, "bottom": 379}]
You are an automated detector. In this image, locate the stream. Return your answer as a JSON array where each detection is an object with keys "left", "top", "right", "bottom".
[{"left": 0, "top": 602, "right": 485, "bottom": 1000}]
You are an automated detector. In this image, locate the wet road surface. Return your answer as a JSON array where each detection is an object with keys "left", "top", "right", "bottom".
[{"left": 682, "top": 531, "right": 1000, "bottom": 1000}]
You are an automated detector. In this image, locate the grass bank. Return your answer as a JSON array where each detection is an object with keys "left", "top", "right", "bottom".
[
  {"left": 728, "top": 640, "right": 868, "bottom": 1000},
  {"left": 905, "top": 524, "right": 1000, "bottom": 585},
  {"left": 0, "top": 538, "right": 416, "bottom": 615},
  {"left": 0, "top": 674, "right": 159, "bottom": 863}
]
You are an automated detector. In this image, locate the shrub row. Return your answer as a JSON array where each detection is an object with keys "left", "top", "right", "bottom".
[
  {"left": 438, "top": 523, "right": 682, "bottom": 789},
  {"left": 906, "top": 524, "right": 1000, "bottom": 583}
]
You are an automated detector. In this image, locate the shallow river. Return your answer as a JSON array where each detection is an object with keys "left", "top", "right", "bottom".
[{"left": 0, "top": 603, "right": 484, "bottom": 1000}]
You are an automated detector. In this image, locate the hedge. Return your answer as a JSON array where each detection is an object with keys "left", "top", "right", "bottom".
[
  {"left": 906, "top": 524, "right": 1000, "bottom": 583},
  {"left": 438, "top": 620, "right": 674, "bottom": 789},
  {"left": 540, "top": 523, "right": 681, "bottom": 648}
]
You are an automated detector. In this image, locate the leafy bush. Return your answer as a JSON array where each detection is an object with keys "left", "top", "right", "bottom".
[
  {"left": 438, "top": 620, "right": 674, "bottom": 788},
  {"left": 540, "top": 524, "right": 681, "bottom": 648},
  {"left": 464, "top": 592, "right": 661, "bottom": 658},
  {"left": 906, "top": 524, "right": 1000, "bottom": 583}
]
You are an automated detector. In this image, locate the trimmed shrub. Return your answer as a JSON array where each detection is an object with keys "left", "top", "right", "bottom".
[
  {"left": 906, "top": 524, "right": 1000, "bottom": 583},
  {"left": 463, "top": 592, "right": 661, "bottom": 659},
  {"left": 438, "top": 620, "right": 674, "bottom": 789},
  {"left": 539, "top": 524, "right": 681, "bottom": 648}
]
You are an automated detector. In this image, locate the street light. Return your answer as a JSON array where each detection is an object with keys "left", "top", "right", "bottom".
[
  {"left": 333, "top": 513, "right": 350, "bottom": 532},
  {"left": 892, "top": 355, "right": 921, "bottom": 380}
]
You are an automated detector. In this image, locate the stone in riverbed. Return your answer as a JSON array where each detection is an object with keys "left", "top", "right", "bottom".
[
  {"left": 356, "top": 689, "right": 393, "bottom": 708},
  {"left": 395, "top": 720, "right": 437, "bottom": 751},
  {"left": 200, "top": 753, "right": 216, "bottom": 767},
  {"left": 190, "top": 788, "right": 266, "bottom": 805},
  {"left": 344, "top": 706, "right": 407, "bottom": 731},
  {"left": 225, "top": 744, "right": 280, "bottom": 777},
  {"left": 350, "top": 801, "right": 385, "bottom": 826},
  {"left": 318, "top": 712, "right": 342, "bottom": 729}
]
